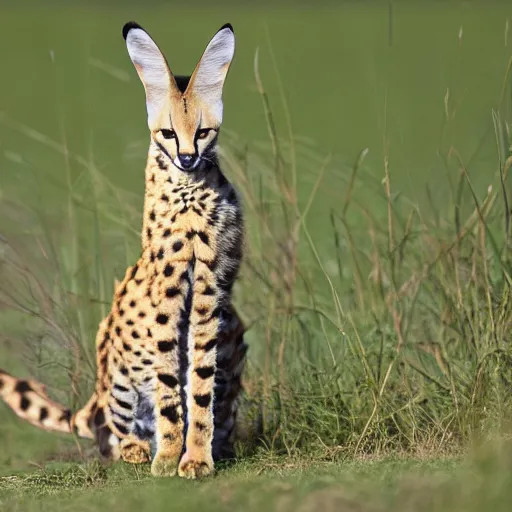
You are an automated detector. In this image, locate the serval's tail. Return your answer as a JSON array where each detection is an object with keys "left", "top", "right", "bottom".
[{"left": 0, "top": 369, "right": 95, "bottom": 440}]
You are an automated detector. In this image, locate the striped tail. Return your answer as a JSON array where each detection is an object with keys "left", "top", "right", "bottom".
[{"left": 0, "top": 369, "right": 95, "bottom": 440}]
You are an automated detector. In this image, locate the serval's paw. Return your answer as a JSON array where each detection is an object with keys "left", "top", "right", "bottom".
[
  {"left": 178, "top": 452, "right": 214, "bottom": 479},
  {"left": 120, "top": 439, "right": 151, "bottom": 464},
  {"left": 151, "top": 452, "right": 180, "bottom": 477}
]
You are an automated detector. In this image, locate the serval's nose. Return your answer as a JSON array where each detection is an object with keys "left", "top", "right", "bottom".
[{"left": 178, "top": 154, "right": 196, "bottom": 170}]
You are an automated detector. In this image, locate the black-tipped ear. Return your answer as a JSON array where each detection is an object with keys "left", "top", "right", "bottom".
[
  {"left": 219, "top": 23, "right": 234, "bottom": 34},
  {"left": 122, "top": 21, "right": 144, "bottom": 40}
]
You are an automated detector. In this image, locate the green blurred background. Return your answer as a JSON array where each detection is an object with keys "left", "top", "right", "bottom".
[{"left": 1, "top": 1, "right": 510, "bottom": 225}]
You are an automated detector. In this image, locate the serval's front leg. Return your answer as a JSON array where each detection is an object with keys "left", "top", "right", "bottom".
[
  {"left": 151, "top": 259, "right": 190, "bottom": 477},
  {"left": 178, "top": 259, "right": 220, "bottom": 479}
]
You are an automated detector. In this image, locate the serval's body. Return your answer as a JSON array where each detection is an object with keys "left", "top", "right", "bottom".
[{"left": 0, "top": 22, "right": 246, "bottom": 479}]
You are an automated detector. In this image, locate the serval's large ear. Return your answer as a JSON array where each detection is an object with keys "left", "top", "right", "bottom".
[
  {"left": 123, "top": 22, "right": 177, "bottom": 128},
  {"left": 186, "top": 24, "right": 235, "bottom": 124}
]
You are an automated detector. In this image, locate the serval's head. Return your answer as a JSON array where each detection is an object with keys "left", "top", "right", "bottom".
[{"left": 123, "top": 22, "right": 235, "bottom": 172}]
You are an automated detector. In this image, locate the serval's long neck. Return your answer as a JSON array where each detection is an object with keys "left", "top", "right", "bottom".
[{"left": 140, "top": 141, "right": 222, "bottom": 253}]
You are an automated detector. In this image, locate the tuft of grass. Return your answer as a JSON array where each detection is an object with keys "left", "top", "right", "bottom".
[{"left": 0, "top": 461, "right": 109, "bottom": 497}]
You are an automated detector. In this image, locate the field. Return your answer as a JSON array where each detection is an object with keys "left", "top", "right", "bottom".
[{"left": 1, "top": 1, "right": 512, "bottom": 510}]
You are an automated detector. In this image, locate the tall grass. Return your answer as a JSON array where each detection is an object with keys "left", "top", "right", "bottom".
[{"left": 0, "top": 53, "right": 511, "bottom": 463}]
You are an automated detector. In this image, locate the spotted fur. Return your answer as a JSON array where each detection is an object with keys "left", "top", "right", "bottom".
[{"left": 0, "top": 21, "right": 246, "bottom": 479}]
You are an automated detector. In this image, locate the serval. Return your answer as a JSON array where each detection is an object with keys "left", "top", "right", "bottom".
[{"left": 0, "top": 21, "right": 246, "bottom": 479}]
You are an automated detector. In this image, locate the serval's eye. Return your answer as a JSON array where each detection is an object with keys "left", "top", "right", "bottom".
[
  {"left": 160, "top": 129, "right": 176, "bottom": 140},
  {"left": 196, "top": 128, "right": 211, "bottom": 140}
]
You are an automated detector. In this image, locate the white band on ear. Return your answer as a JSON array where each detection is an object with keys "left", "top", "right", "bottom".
[
  {"left": 123, "top": 22, "right": 173, "bottom": 127},
  {"left": 188, "top": 24, "right": 235, "bottom": 123}
]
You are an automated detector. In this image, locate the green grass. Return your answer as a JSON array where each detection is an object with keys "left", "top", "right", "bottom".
[
  {"left": 0, "top": 460, "right": 451, "bottom": 510},
  {"left": 0, "top": 457, "right": 456, "bottom": 511},
  {"left": 1, "top": 0, "right": 512, "bottom": 510},
  {"left": 1, "top": 442, "right": 512, "bottom": 512}
]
